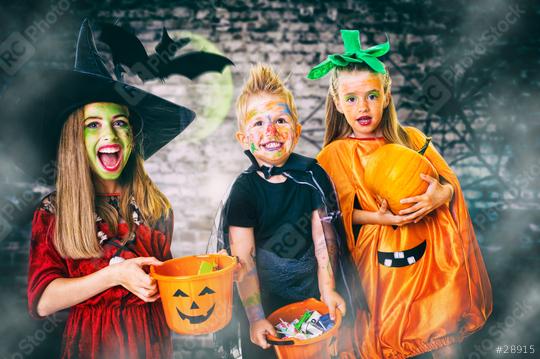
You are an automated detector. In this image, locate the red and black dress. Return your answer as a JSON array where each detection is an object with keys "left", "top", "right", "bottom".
[{"left": 27, "top": 193, "right": 173, "bottom": 359}]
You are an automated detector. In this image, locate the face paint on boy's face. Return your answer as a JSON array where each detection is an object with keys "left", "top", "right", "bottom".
[
  {"left": 83, "top": 102, "right": 133, "bottom": 181},
  {"left": 335, "top": 70, "right": 389, "bottom": 138},
  {"left": 240, "top": 94, "right": 299, "bottom": 167}
]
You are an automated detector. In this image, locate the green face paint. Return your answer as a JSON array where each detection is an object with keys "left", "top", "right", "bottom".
[{"left": 83, "top": 102, "right": 133, "bottom": 181}]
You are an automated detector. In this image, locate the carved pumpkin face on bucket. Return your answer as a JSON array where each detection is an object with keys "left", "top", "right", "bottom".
[
  {"left": 174, "top": 285, "right": 216, "bottom": 324},
  {"left": 151, "top": 254, "right": 236, "bottom": 335}
]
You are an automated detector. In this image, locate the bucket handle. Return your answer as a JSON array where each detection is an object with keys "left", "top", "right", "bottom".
[{"left": 266, "top": 338, "right": 295, "bottom": 346}]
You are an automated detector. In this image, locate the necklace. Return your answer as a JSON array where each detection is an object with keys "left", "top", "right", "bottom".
[{"left": 95, "top": 196, "right": 144, "bottom": 266}]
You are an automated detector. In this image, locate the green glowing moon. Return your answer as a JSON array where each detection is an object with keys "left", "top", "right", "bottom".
[{"left": 170, "top": 31, "right": 234, "bottom": 142}]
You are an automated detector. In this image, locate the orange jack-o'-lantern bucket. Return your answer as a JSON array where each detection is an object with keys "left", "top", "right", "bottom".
[
  {"left": 150, "top": 254, "right": 236, "bottom": 335},
  {"left": 266, "top": 298, "right": 342, "bottom": 359}
]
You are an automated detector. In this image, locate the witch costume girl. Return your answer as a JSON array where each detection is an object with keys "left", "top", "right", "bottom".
[{"left": 0, "top": 19, "right": 231, "bottom": 359}]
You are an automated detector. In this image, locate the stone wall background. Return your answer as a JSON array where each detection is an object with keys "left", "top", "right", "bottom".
[{"left": 0, "top": 0, "right": 539, "bottom": 358}]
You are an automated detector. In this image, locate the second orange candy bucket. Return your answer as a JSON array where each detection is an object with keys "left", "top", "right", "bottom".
[{"left": 266, "top": 298, "right": 342, "bottom": 359}]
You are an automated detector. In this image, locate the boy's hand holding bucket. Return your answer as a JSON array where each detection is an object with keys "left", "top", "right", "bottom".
[
  {"left": 320, "top": 289, "right": 346, "bottom": 321},
  {"left": 251, "top": 318, "right": 277, "bottom": 349},
  {"left": 265, "top": 298, "right": 343, "bottom": 359}
]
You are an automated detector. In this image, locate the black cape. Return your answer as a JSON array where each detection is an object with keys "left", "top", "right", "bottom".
[{"left": 208, "top": 151, "right": 366, "bottom": 358}]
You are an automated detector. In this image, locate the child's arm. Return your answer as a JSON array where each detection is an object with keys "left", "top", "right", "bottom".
[
  {"left": 36, "top": 256, "right": 163, "bottom": 317},
  {"left": 311, "top": 210, "right": 346, "bottom": 320},
  {"left": 353, "top": 199, "right": 414, "bottom": 226},
  {"left": 397, "top": 173, "right": 454, "bottom": 223},
  {"left": 229, "top": 226, "right": 276, "bottom": 349},
  {"left": 353, "top": 174, "right": 454, "bottom": 226}
]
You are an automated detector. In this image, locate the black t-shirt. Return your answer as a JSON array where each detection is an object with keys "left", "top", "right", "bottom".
[{"left": 226, "top": 171, "right": 322, "bottom": 259}]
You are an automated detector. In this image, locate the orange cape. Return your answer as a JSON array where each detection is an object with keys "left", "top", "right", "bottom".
[{"left": 317, "top": 127, "right": 492, "bottom": 358}]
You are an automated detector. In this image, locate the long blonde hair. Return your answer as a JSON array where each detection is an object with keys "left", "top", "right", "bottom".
[
  {"left": 54, "top": 107, "right": 171, "bottom": 259},
  {"left": 323, "top": 63, "right": 412, "bottom": 148}
]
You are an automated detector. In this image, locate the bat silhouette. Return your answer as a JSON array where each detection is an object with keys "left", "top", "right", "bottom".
[{"left": 99, "top": 23, "right": 234, "bottom": 81}]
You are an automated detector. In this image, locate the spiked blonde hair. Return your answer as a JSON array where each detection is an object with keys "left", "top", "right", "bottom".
[{"left": 236, "top": 63, "right": 299, "bottom": 130}]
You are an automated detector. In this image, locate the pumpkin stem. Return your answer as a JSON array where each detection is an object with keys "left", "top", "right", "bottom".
[{"left": 418, "top": 137, "right": 431, "bottom": 156}]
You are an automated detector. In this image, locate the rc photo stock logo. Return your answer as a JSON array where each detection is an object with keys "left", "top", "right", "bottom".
[
  {"left": 262, "top": 223, "right": 308, "bottom": 259},
  {"left": 0, "top": 32, "right": 35, "bottom": 76},
  {"left": 416, "top": 73, "right": 453, "bottom": 115},
  {"left": 0, "top": 0, "right": 75, "bottom": 76}
]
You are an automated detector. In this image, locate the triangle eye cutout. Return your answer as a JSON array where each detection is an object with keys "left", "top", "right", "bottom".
[
  {"left": 199, "top": 286, "right": 215, "bottom": 296},
  {"left": 173, "top": 289, "right": 189, "bottom": 297}
]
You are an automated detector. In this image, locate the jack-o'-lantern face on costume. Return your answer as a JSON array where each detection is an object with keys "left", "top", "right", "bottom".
[
  {"left": 377, "top": 232, "right": 427, "bottom": 268},
  {"left": 174, "top": 286, "right": 216, "bottom": 324},
  {"left": 374, "top": 193, "right": 428, "bottom": 268}
]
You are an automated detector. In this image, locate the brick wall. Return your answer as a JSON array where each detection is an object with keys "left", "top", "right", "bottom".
[{"left": 1, "top": 0, "right": 539, "bottom": 358}]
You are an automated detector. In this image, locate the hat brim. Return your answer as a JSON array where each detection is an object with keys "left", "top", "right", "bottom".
[{"left": 0, "top": 69, "right": 195, "bottom": 182}]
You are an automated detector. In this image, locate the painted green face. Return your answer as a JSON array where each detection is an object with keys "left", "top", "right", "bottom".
[{"left": 83, "top": 102, "right": 133, "bottom": 181}]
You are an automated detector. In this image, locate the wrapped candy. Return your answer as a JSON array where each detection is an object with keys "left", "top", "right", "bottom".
[{"left": 274, "top": 309, "right": 335, "bottom": 340}]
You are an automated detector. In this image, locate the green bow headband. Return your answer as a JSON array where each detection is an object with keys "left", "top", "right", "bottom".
[{"left": 307, "top": 30, "right": 390, "bottom": 80}]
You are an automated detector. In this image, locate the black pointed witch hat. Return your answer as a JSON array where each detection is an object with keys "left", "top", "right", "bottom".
[{"left": 0, "top": 19, "right": 195, "bottom": 183}]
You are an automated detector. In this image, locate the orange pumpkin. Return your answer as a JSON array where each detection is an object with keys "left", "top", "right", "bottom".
[
  {"left": 364, "top": 138, "right": 438, "bottom": 214},
  {"left": 151, "top": 254, "right": 236, "bottom": 335}
]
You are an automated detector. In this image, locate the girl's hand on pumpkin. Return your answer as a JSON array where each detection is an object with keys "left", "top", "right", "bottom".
[
  {"left": 111, "top": 256, "right": 163, "bottom": 302},
  {"left": 251, "top": 319, "right": 276, "bottom": 349},
  {"left": 375, "top": 199, "right": 414, "bottom": 226},
  {"left": 398, "top": 174, "right": 453, "bottom": 223},
  {"left": 321, "top": 289, "right": 346, "bottom": 320}
]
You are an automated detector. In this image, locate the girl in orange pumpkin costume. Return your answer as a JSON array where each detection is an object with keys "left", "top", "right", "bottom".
[{"left": 309, "top": 30, "right": 492, "bottom": 358}]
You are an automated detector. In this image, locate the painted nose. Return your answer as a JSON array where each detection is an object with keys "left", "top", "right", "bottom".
[
  {"left": 190, "top": 301, "right": 199, "bottom": 310},
  {"left": 102, "top": 123, "right": 118, "bottom": 142},
  {"left": 358, "top": 98, "right": 369, "bottom": 113},
  {"left": 265, "top": 123, "right": 277, "bottom": 136},
  {"left": 102, "top": 134, "right": 118, "bottom": 142}
]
